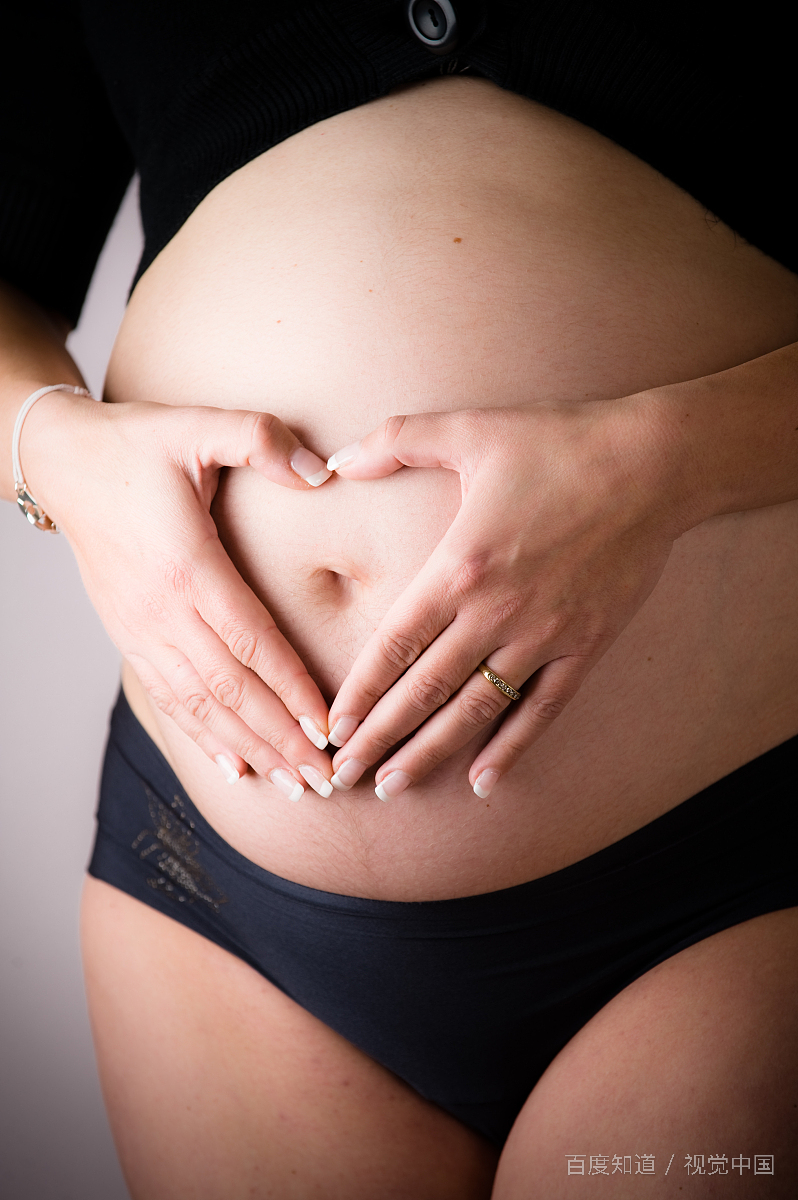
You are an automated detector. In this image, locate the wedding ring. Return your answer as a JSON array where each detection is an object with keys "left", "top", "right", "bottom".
[{"left": 477, "top": 661, "right": 521, "bottom": 701}]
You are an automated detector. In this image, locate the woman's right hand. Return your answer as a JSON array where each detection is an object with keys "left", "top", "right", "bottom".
[{"left": 21, "top": 389, "right": 335, "bottom": 799}]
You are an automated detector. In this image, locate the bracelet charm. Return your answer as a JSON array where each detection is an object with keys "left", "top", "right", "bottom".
[
  {"left": 15, "top": 480, "right": 59, "bottom": 532},
  {"left": 10, "top": 383, "right": 95, "bottom": 534}
]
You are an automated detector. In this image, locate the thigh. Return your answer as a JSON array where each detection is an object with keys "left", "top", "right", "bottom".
[
  {"left": 80, "top": 877, "right": 498, "bottom": 1200},
  {"left": 493, "top": 909, "right": 798, "bottom": 1198}
]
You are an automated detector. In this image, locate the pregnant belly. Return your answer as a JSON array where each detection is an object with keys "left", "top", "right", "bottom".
[{"left": 108, "top": 78, "right": 798, "bottom": 899}]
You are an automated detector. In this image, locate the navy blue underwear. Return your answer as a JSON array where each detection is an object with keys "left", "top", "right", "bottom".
[{"left": 89, "top": 690, "right": 798, "bottom": 1146}]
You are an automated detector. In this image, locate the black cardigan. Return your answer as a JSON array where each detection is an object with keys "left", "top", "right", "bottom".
[{"left": 1, "top": 1, "right": 793, "bottom": 325}]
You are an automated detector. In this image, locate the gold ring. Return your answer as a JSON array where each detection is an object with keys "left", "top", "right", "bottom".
[{"left": 477, "top": 661, "right": 521, "bottom": 701}]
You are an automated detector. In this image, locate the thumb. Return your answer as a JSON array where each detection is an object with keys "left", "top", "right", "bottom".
[
  {"left": 326, "top": 411, "right": 465, "bottom": 480},
  {"left": 192, "top": 407, "right": 332, "bottom": 489}
]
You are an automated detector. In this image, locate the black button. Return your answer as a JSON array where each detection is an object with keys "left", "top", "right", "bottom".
[{"left": 407, "top": 0, "right": 459, "bottom": 55}]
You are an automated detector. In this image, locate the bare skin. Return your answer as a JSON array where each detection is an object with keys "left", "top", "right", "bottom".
[
  {"left": 495, "top": 908, "right": 798, "bottom": 1199},
  {"left": 3, "top": 75, "right": 797, "bottom": 1193},
  {"left": 109, "top": 80, "right": 798, "bottom": 900},
  {"left": 82, "top": 880, "right": 798, "bottom": 1198},
  {"left": 83, "top": 79, "right": 798, "bottom": 1194},
  {"left": 81, "top": 878, "right": 499, "bottom": 1200}
]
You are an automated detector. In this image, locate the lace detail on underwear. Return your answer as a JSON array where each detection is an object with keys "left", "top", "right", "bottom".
[{"left": 132, "top": 788, "right": 228, "bottom": 912}]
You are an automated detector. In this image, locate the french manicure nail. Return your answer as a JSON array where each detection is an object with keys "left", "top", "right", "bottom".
[
  {"left": 215, "top": 754, "right": 240, "bottom": 785},
  {"left": 374, "top": 770, "right": 412, "bottom": 802},
  {"left": 298, "top": 715, "right": 328, "bottom": 750},
  {"left": 330, "top": 758, "right": 368, "bottom": 791},
  {"left": 326, "top": 441, "right": 362, "bottom": 472},
  {"left": 298, "top": 764, "right": 334, "bottom": 798},
  {"left": 290, "top": 446, "right": 332, "bottom": 487},
  {"left": 328, "top": 715, "right": 360, "bottom": 748},
  {"left": 270, "top": 768, "right": 305, "bottom": 802},
  {"left": 473, "top": 769, "right": 500, "bottom": 799}
]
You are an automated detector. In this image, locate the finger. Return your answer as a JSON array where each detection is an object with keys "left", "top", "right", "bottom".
[
  {"left": 468, "top": 658, "right": 588, "bottom": 796},
  {"left": 163, "top": 615, "right": 332, "bottom": 772},
  {"left": 191, "top": 539, "right": 331, "bottom": 745},
  {"left": 326, "top": 484, "right": 508, "bottom": 747},
  {"left": 327, "top": 563, "right": 459, "bottom": 751},
  {"left": 326, "top": 411, "right": 471, "bottom": 479},
  {"left": 367, "top": 655, "right": 582, "bottom": 799},
  {"left": 179, "top": 406, "right": 332, "bottom": 489},
  {"left": 365, "top": 652, "right": 523, "bottom": 796},
  {"left": 145, "top": 641, "right": 334, "bottom": 797},
  {"left": 330, "top": 619, "right": 500, "bottom": 772},
  {"left": 128, "top": 656, "right": 306, "bottom": 802},
  {"left": 159, "top": 639, "right": 334, "bottom": 792}
]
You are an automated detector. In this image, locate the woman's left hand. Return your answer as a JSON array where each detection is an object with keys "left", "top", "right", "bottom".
[{"left": 324, "top": 396, "right": 701, "bottom": 799}]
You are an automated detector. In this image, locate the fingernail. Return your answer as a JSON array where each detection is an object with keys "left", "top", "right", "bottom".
[
  {"left": 374, "top": 770, "right": 412, "bottom": 802},
  {"left": 328, "top": 715, "right": 360, "bottom": 748},
  {"left": 298, "top": 764, "right": 334, "bottom": 798},
  {"left": 270, "top": 768, "right": 305, "bottom": 802},
  {"left": 473, "top": 769, "right": 500, "bottom": 799},
  {"left": 290, "top": 446, "right": 332, "bottom": 487},
  {"left": 330, "top": 758, "right": 367, "bottom": 791},
  {"left": 326, "top": 441, "right": 362, "bottom": 472},
  {"left": 298, "top": 715, "right": 328, "bottom": 750},
  {"left": 215, "top": 754, "right": 240, "bottom": 785}
]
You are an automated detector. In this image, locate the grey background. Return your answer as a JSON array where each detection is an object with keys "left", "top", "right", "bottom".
[{"left": 0, "top": 180, "right": 143, "bottom": 1199}]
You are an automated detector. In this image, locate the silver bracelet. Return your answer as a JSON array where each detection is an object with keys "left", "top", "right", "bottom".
[{"left": 12, "top": 384, "right": 96, "bottom": 532}]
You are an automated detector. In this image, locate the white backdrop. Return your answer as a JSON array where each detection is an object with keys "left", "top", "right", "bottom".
[{"left": 0, "top": 179, "right": 143, "bottom": 1200}]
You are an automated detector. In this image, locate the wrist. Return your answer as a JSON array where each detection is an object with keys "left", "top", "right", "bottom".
[
  {"left": 617, "top": 384, "right": 724, "bottom": 541},
  {"left": 12, "top": 386, "right": 99, "bottom": 519},
  {"left": 627, "top": 343, "right": 798, "bottom": 528}
]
